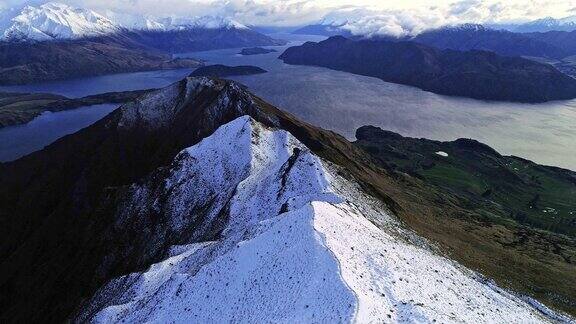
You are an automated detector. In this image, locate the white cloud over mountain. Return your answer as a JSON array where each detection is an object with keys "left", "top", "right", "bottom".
[{"left": 1, "top": 0, "right": 575, "bottom": 34}]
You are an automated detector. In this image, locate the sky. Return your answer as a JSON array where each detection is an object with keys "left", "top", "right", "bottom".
[{"left": 2, "top": 0, "right": 576, "bottom": 33}]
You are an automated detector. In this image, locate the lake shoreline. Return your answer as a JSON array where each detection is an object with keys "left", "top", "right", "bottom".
[{"left": 0, "top": 89, "right": 150, "bottom": 128}]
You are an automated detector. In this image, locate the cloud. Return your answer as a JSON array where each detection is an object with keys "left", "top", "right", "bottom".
[
  {"left": 3, "top": 0, "right": 576, "bottom": 31},
  {"left": 313, "top": 0, "right": 576, "bottom": 37}
]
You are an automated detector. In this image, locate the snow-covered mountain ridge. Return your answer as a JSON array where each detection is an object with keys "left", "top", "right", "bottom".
[
  {"left": 1, "top": 2, "right": 117, "bottom": 40},
  {"left": 78, "top": 113, "right": 560, "bottom": 323},
  {"left": 1, "top": 76, "right": 574, "bottom": 321},
  {"left": 0, "top": 2, "right": 248, "bottom": 41}
]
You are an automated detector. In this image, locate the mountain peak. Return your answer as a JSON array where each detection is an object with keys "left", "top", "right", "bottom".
[
  {"left": 117, "top": 76, "right": 277, "bottom": 130},
  {"left": 80, "top": 112, "right": 555, "bottom": 323},
  {"left": 1, "top": 74, "right": 573, "bottom": 321},
  {"left": 442, "top": 23, "right": 489, "bottom": 32},
  {"left": 0, "top": 3, "right": 250, "bottom": 41},
  {"left": 2, "top": 2, "right": 117, "bottom": 40}
]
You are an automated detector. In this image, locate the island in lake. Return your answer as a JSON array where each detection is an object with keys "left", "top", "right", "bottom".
[
  {"left": 189, "top": 64, "right": 268, "bottom": 77},
  {"left": 239, "top": 47, "right": 278, "bottom": 55}
]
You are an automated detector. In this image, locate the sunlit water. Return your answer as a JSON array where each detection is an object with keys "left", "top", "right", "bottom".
[{"left": 1, "top": 33, "right": 575, "bottom": 171}]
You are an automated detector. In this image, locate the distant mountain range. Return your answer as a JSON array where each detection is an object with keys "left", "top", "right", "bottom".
[
  {"left": 293, "top": 21, "right": 576, "bottom": 60},
  {"left": 292, "top": 23, "right": 353, "bottom": 37},
  {"left": 293, "top": 13, "right": 576, "bottom": 39},
  {"left": 0, "top": 3, "right": 285, "bottom": 85},
  {"left": 493, "top": 16, "right": 576, "bottom": 33},
  {"left": 280, "top": 36, "right": 576, "bottom": 102},
  {"left": 0, "top": 2, "right": 249, "bottom": 41},
  {"left": 411, "top": 24, "right": 574, "bottom": 59}
]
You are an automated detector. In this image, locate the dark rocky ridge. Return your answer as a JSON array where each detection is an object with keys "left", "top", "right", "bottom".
[
  {"left": 279, "top": 36, "right": 576, "bottom": 103},
  {"left": 0, "top": 77, "right": 574, "bottom": 321},
  {"left": 189, "top": 64, "right": 267, "bottom": 77}
]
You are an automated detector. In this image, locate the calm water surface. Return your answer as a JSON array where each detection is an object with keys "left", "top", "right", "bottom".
[
  {"left": 181, "top": 33, "right": 576, "bottom": 171},
  {"left": 0, "top": 104, "right": 118, "bottom": 161},
  {"left": 0, "top": 68, "right": 194, "bottom": 161},
  {"left": 0, "top": 68, "right": 193, "bottom": 98}
]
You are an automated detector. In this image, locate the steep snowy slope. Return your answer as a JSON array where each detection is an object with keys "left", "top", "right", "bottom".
[
  {"left": 79, "top": 116, "right": 557, "bottom": 323},
  {"left": 1, "top": 77, "right": 574, "bottom": 322},
  {"left": 1, "top": 2, "right": 117, "bottom": 40}
]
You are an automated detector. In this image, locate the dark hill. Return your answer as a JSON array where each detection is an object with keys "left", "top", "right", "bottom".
[
  {"left": 279, "top": 36, "right": 576, "bottom": 102},
  {"left": 0, "top": 38, "right": 201, "bottom": 85},
  {"left": 239, "top": 47, "right": 277, "bottom": 55},
  {"left": 412, "top": 24, "right": 569, "bottom": 59}
]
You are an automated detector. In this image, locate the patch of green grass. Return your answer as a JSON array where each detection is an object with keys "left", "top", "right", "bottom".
[
  {"left": 421, "top": 163, "right": 487, "bottom": 195},
  {"left": 355, "top": 128, "right": 576, "bottom": 237}
]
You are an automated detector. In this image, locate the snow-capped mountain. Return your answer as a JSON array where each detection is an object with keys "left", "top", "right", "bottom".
[
  {"left": 513, "top": 16, "right": 576, "bottom": 33},
  {"left": 72, "top": 77, "right": 562, "bottom": 322},
  {"left": 1, "top": 77, "right": 573, "bottom": 321},
  {"left": 435, "top": 23, "right": 489, "bottom": 33},
  {"left": 102, "top": 10, "right": 164, "bottom": 31},
  {"left": 489, "top": 15, "right": 576, "bottom": 33},
  {"left": 1, "top": 2, "right": 118, "bottom": 40},
  {"left": 0, "top": 2, "right": 249, "bottom": 41},
  {"left": 105, "top": 12, "right": 248, "bottom": 32},
  {"left": 154, "top": 15, "right": 248, "bottom": 31}
]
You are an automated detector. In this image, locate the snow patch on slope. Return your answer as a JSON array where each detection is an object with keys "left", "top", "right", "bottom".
[{"left": 83, "top": 116, "right": 557, "bottom": 323}]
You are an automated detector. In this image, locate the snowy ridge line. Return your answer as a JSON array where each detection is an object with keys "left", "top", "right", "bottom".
[
  {"left": 483, "top": 280, "right": 575, "bottom": 323},
  {"left": 79, "top": 116, "right": 565, "bottom": 323}
]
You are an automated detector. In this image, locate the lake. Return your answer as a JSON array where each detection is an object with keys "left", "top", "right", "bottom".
[
  {"left": 1, "top": 33, "right": 575, "bottom": 171},
  {"left": 182, "top": 34, "right": 576, "bottom": 171},
  {"left": 0, "top": 68, "right": 195, "bottom": 162},
  {"left": 0, "top": 104, "right": 118, "bottom": 161},
  {"left": 0, "top": 68, "right": 194, "bottom": 98}
]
